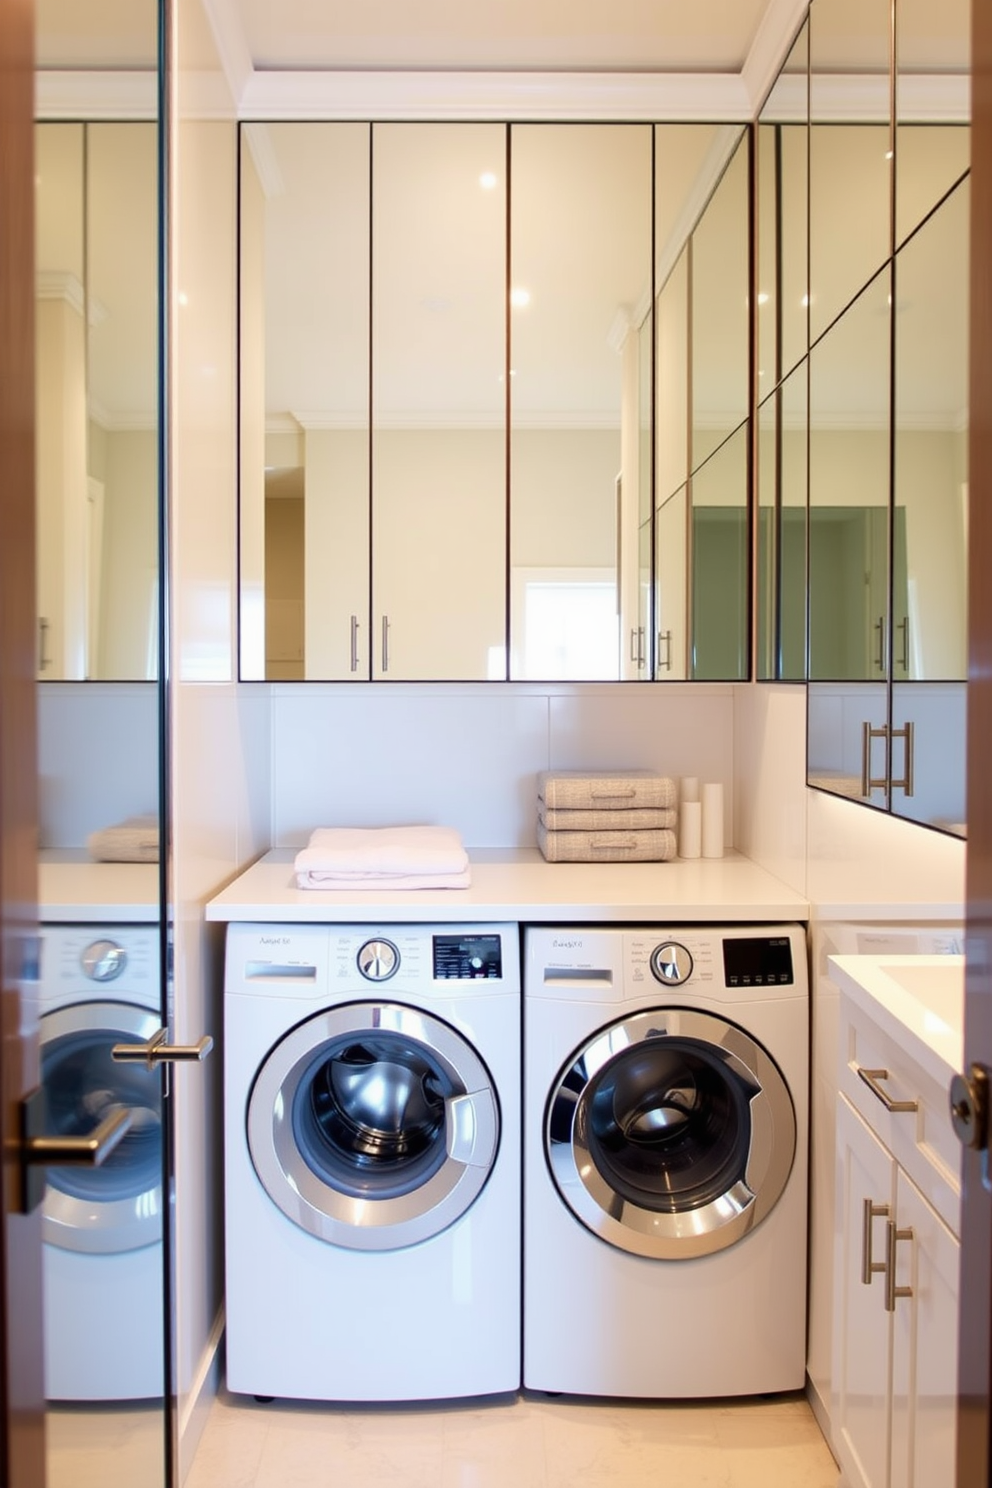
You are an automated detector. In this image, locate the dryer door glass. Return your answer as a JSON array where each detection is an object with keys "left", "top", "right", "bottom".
[
  {"left": 41, "top": 1002, "right": 163, "bottom": 1254},
  {"left": 248, "top": 1002, "right": 499, "bottom": 1251},
  {"left": 547, "top": 1008, "right": 796, "bottom": 1260}
]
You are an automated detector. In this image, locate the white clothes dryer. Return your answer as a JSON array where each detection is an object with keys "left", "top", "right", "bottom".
[
  {"left": 524, "top": 924, "right": 808, "bottom": 1398},
  {"left": 39, "top": 924, "right": 164, "bottom": 1401},
  {"left": 224, "top": 922, "right": 520, "bottom": 1402}
]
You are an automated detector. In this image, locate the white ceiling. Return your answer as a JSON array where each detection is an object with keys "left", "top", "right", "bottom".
[
  {"left": 37, "top": 0, "right": 782, "bottom": 72},
  {"left": 233, "top": 0, "right": 773, "bottom": 75}
]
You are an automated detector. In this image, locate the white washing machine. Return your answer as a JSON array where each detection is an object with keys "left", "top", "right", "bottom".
[
  {"left": 39, "top": 924, "right": 164, "bottom": 1400},
  {"left": 524, "top": 924, "right": 808, "bottom": 1398},
  {"left": 224, "top": 921, "right": 521, "bottom": 1402}
]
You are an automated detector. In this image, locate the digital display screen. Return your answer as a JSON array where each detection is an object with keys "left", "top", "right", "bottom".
[
  {"left": 433, "top": 934, "right": 503, "bottom": 981},
  {"left": 722, "top": 936, "right": 794, "bottom": 988}
]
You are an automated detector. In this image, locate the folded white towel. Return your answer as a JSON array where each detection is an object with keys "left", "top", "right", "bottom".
[
  {"left": 295, "top": 869, "right": 473, "bottom": 891},
  {"left": 294, "top": 826, "right": 471, "bottom": 890}
]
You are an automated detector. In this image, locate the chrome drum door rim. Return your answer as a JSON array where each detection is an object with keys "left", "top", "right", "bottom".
[
  {"left": 248, "top": 1001, "right": 500, "bottom": 1252},
  {"left": 546, "top": 1007, "right": 796, "bottom": 1260},
  {"left": 41, "top": 1001, "right": 163, "bottom": 1254}
]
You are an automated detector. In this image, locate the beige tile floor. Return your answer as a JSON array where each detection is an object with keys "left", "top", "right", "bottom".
[{"left": 183, "top": 1388, "right": 840, "bottom": 1488}]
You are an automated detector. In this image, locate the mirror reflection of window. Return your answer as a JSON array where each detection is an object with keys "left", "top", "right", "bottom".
[{"left": 509, "top": 123, "right": 652, "bottom": 682}]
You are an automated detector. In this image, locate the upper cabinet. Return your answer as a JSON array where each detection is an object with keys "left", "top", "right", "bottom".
[
  {"left": 509, "top": 124, "right": 651, "bottom": 682},
  {"left": 798, "top": 0, "right": 969, "bottom": 835},
  {"left": 239, "top": 120, "right": 748, "bottom": 684},
  {"left": 35, "top": 121, "right": 159, "bottom": 680}
]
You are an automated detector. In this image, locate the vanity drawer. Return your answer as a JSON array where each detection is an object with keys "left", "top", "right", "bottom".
[{"left": 839, "top": 997, "right": 961, "bottom": 1236}]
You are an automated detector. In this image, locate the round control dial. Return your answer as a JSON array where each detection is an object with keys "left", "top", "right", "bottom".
[
  {"left": 357, "top": 938, "right": 400, "bottom": 982},
  {"left": 649, "top": 941, "right": 693, "bottom": 987},
  {"left": 81, "top": 939, "right": 128, "bottom": 982}
]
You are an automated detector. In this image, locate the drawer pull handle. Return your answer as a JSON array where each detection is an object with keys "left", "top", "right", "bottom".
[
  {"left": 861, "top": 1198, "right": 889, "bottom": 1286},
  {"left": 856, "top": 1065, "right": 919, "bottom": 1114},
  {"left": 884, "top": 1220, "right": 913, "bottom": 1312}
]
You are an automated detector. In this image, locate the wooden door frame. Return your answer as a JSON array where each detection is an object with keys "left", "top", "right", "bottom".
[
  {"left": 0, "top": 0, "right": 44, "bottom": 1484},
  {"left": 960, "top": 0, "right": 992, "bottom": 1482}
]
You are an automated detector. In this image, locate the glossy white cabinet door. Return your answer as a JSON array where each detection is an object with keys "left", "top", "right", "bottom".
[
  {"left": 833, "top": 1093, "right": 895, "bottom": 1488},
  {"left": 890, "top": 1167, "right": 959, "bottom": 1488}
]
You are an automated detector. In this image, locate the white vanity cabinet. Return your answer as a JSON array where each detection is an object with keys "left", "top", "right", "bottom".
[{"left": 832, "top": 982, "right": 960, "bottom": 1488}]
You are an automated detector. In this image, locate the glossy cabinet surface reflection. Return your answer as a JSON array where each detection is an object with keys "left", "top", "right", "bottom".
[
  {"left": 793, "top": 0, "right": 970, "bottom": 836},
  {"left": 35, "top": 3, "right": 168, "bottom": 1487},
  {"left": 35, "top": 121, "right": 159, "bottom": 682},
  {"left": 241, "top": 121, "right": 750, "bottom": 684}
]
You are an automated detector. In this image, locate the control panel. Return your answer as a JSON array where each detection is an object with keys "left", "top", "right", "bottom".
[{"left": 433, "top": 934, "right": 503, "bottom": 981}]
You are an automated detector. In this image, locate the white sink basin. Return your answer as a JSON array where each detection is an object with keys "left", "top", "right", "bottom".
[{"left": 828, "top": 953, "right": 965, "bottom": 1085}]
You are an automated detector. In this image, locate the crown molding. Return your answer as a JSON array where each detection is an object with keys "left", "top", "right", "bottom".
[
  {"left": 35, "top": 70, "right": 158, "bottom": 120},
  {"left": 237, "top": 69, "right": 752, "bottom": 123}
]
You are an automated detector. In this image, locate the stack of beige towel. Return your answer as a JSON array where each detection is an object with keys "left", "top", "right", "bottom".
[
  {"left": 294, "top": 825, "right": 471, "bottom": 890},
  {"left": 87, "top": 813, "right": 160, "bottom": 863},
  {"left": 537, "top": 771, "right": 677, "bottom": 863}
]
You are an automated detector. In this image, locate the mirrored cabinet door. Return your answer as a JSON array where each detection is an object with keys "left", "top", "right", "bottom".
[
  {"left": 757, "top": 363, "right": 808, "bottom": 682},
  {"left": 374, "top": 123, "right": 506, "bottom": 681},
  {"left": 890, "top": 177, "right": 968, "bottom": 834},
  {"left": 509, "top": 123, "right": 652, "bottom": 680},
  {"left": 809, "top": 0, "right": 893, "bottom": 344},
  {"left": 689, "top": 423, "right": 749, "bottom": 681},
  {"left": 808, "top": 269, "right": 892, "bottom": 686},
  {"left": 240, "top": 122, "right": 371, "bottom": 681},
  {"left": 35, "top": 121, "right": 159, "bottom": 682},
  {"left": 757, "top": 18, "right": 809, "bottom": 391},
  {"left": 690, "top": 134, "right": 749, "bottom": 473},
  {"left": 895, "top": 0, "right": 970, "bottom": 245}
]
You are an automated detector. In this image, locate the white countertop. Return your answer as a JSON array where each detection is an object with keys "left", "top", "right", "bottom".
[
  {"left": 38, "top": 850, "right": 160, "bottom": 923},
  {"left": 205, "top": 848, "right": 810, "bottom": 924},
  {"left": 829, "top": 952, "right": 965, "bottom": 1088}
]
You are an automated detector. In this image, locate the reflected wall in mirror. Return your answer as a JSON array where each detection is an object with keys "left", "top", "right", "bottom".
[
  {"left": 377, "top": 123, "right": 506, "bottom": 681},
  {"left": 808, "top": 269, "right": 891, "bottom": 684},
  {"left": 757, "top": 364, "right": 808, "bottom": 681},
  {"left": 654, "top": 127, "right": 750, "bottom": 681},
  {"left": 35, "top": 1, "right": 167, "bottom": 1483},
  {"left": 510, "top": 123, "right": 651, "bottom": 680},
  {"left": 888, "top": 176, "right": 968, "bottom": 833},
  {"left": 757, "top": 19, "right": 809, "bottom": 390},
  {"left": 896, "top": 0, "right": 970, "bottom": 242},
  {"left": 240, "top": 122, "right": 370, "bottom": 681},
  {"left": 809, "top": 0, "right": 892, "bottom": 342},
  {"left": 35, "top": 121, "right": 159, "bottom": 680}
]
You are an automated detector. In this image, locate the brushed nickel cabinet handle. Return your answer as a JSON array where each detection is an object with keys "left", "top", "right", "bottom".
[
  {"left": 890, "top": 721, "right": 914, "bottom": 798},
  {"left": 861, "top": 722, "right": 888, "bottom": 798},
  {"left": 856, "top": 1065, "right": 919, "bottom": 1114},
  {"left": 381, "top": 615, "right": 390, "bottom": 673},
  {"left": 861, "top": 1197, "right": 889, "bottom": 1286},
  {"left": 350, "top": 614, "right": 359, "bottom": 673},
  {"left": 884, "top": 1220, "right": 913, "bottom": 1312}
]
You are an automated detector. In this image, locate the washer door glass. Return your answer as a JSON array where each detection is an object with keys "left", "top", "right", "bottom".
[
  {"left": 547, "top": 1007, "right": 795, "bottom": 1259},
  {"left": 41, "top": 1001, "right": 163, "bottom": 1254},
  {"left": 248, "top": 1002, "right": 500, "bottom": 1251}
]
